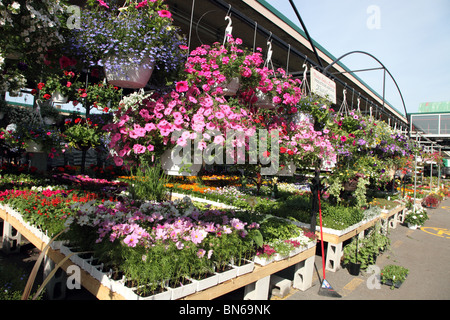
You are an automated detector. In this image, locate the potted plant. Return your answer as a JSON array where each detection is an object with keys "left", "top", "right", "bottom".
[
  {"left": 343, "top": 237, "right": 378, "bottom": 275},
  {"left": 66, "top": 0, "right": 186, "bottom": 89},
  {"left": 422, "top": 193, "right": 440, "bottom": 208},
  {"left": 404, "top": 209, "right": 429, "bottom": 229},
  {"left": 79, "top": 82, "right": 122, "bottom": 113},
  {"left": 0, "top": 0, "right": 69, "bottom": 89},
  {"left": 38, "top": 69, "right": 80, "bottom": 103},
  {"left": 63, "top": 116, "right": 103, "bottom": 150},
  {"left": 24, "top": 125, "right": 64, "bottom": 156},
  {"left": 253, "top": 68, "right": 302, "bottom": 110},
  {"left": 0, "top": 124, "right": 26, "bottom": 152},
  {"left": 183, "top": 36, "right": 264, "bottom": 96},
  {"left": 380, "top": 264, "right": 408, "bottom": 289}
]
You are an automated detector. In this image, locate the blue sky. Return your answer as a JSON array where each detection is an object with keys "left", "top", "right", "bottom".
[{"left": 264, "top": 0, "right": 450, "bottom": 115}]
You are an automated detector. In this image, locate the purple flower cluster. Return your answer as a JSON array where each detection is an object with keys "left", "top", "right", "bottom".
[{"left": 65, "top": 1, "right": 186, "bottom": 78}]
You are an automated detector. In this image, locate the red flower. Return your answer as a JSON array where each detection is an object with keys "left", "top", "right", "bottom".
[
  {"left": 280, "top": 147, "right": 287, "bottom": 154},
  {"left": 37, "top": 82, "right": 45, "bottom": 90},
  {"left": 59, "top": 56, "right": 72, "bottom": 69},
  {"left": 43, "top": 94, "right": 51, "bottom": 99}
]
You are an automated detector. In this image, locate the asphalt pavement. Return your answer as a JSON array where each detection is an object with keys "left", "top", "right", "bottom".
[{"left": 282, "top": 198, "right": 450, "bottom": 300}]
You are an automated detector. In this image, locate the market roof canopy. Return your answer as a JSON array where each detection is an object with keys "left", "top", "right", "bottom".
[
  {"left": 419, "top": 101, "right": 450, "bottom": 113},
  {"left": 410, "top": 113, "right": 450, "bottom": 136}
]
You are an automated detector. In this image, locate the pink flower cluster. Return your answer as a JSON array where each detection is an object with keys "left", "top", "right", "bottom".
[
  {"left": 104, "top": 36, "right": 337, "bottom": 169},
  {"left": 71, "top": 199, "right": 256, "bottom": 253}
]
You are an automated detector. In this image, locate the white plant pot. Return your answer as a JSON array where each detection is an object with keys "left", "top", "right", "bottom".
[
  {"left": 105, "top": 55, "right": 155, "bottom": 89},
  {"left": 161, "top": 148, "right": 201, "bottom": 176},
  {"left": 407, "top": 223, "right": 420, "bottom": 230},
  {"left": 277, "top": 161, "right": 296, "bottom": 176},
  {"left": 274, "top": 253, "right": 288, "bottom": 261},
  {"left": 254, "top": 90, "right": 277, "bottom": 109},
  {"left": 167, "top": 279, "right": 197, "bottom": 300},
  {"left": 215, "top": 77, "right": 240, "bottom": 96},
  {"left": 26, "top": 140, "right": 43, "bottom": 153},
  {"left": 52, "top": 91, "right": 68, "bottom": 104},
  {"left": 43, "top": 116, "right": 56, "bottom": 125},
  {"left": 233, "top": 259, "right": 255, "bottom": 276},
  {"left": 215, "top": 265, "right": 238, "bottom": 283},
  {"left": 134, "top": 286, "right": 172, "bottom": 300},
  {"left": 253, "top": 255, "right": 275, "bottom": 266},
  {"left": 189, "top": 273, "right": 219, "bottom": 292}
]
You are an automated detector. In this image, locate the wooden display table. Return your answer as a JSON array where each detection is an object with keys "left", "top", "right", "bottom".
[
  {"left": 1, "top": 206, "right": 316, "bottom": 300},
  {"left": 0, "top": 207, "right": 125, "bottom": 300},
  {"left": 317, "top": 205, "right": 405, "bottom": 272},
  {"left": 184, "top": 245, "right": 316, "bottom": 300}
]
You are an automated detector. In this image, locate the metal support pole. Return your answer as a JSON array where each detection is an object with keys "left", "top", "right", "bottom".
[{"left": 288, "top": 0, "right": 323, "bottom": 68}]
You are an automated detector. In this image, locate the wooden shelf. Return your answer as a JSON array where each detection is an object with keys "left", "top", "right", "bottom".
[
  {"left": 183, "top": 246, "right": 316, "bottom": 300},
  {"left": 0, "top": 208, "right": 125, "bottom": 300}
]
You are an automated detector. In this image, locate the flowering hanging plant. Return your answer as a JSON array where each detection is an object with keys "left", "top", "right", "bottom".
[
  {"left": 183, "top": 36, "right": 264, "bottom": 94},
  {"left": 0, "top": 124, "right": 26, "bottom": 152},
  {"left": 0, "top": 0, "right": 67, "bottom": 64},
  {"left": 38, "top": 70, "right": 80, "bottom": 101},
  {"left": 66, "top": 0, "right": 186, "bottom": 84},
  {"left": 0, "top": 123, "right": 64, "bottom": 157},
  {"left": 63, "top": 117, "right": 104, "bottom": 150},
  {"left": 254, "top": 67, "right": 303, "bottom": 111},
  {"left": 104, "top": 37, "right": 338, "bottom": 174},
  {"left": 76, "top": 82, "right": 123, "bottom": 113}
]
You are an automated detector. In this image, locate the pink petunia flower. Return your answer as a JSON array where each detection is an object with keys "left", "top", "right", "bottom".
[
  {"left": 133, "top": 144, "right": 146, "bottom": 154},
  {"left": 175, "top": 81, "right": 189, "bottom": 92},
  {"left": 158, "top": 10, "right": 172, "bottom": 18}
]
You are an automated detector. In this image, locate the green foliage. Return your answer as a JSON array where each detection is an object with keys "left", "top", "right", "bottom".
[
  {"left": 343, "top": 222, "right": 390, "bottom": 270},
  {"left": 381, "top": 264, "right": 409, "bottom": 289},
  {"left": 320, "top": 202, "right": 364, "bottom": 230},
  {"left": 259, "top": 217, "right": 301, "bottom": 242},
  {"left": 128, "top": 163, "right": 168, "bottom": 202},
  {"left": 63, "top": 117, "right": 102, "bottom": 149},
  {"left": 0, "top": 264, "right": 30, "bottom": 300}
]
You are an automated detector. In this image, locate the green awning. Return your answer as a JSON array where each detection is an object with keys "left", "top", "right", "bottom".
[{"left": 419, "top": 101, "right": 450, "bottom": 113}]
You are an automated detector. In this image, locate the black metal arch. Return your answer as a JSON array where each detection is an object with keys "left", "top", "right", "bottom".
[{"left": 323, "top": 50, "right": 408, "bottom": 127}]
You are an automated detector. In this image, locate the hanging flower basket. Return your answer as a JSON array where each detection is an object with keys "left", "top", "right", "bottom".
[
  {"left": 51, "top": 91, "right": 68, "bottom": 104},
  {"left": 26, "top": 140, "right": 43, "bottom": 153},
  {"left": 253, "top": 89, "right": 277, "bottom": 109},
  {"left": 213, "top": 77, "right": 240, "bottom": 96},
  {"left": 104, "top": 55, "right": 155, "bottom": 89},
  {"left": 343, "top": 180, "right": 358, "bottom": 191},
  {"left": 277, "top": 162, "right": 296, "bottom": 176},
  {"left": 161, "top": 148, "right": 201, "bottom": 176}
]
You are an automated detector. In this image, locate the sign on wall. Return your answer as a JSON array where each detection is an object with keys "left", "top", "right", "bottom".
[{"left": 310, "top": 68, "right": 336, "bottom": 104}]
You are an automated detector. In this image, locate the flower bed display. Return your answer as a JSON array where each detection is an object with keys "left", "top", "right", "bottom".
[{"left": 0, "top": 175, "right": 317, "bottom": 299}]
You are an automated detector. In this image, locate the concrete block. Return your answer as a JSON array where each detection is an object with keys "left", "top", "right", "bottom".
[
  {"left": 43, "top": 256, "right": 67, "bottom": 300},
  {"left": 244, "top": 275, "right": 271, "bottom": 300},
  {"left": 293, "top": 255, "right": 315, "bottom": 291},
  {"left": 270, "top": 275, "right": 292, "bottom": 298},
  {"left": 2, "top": 220, "right": 22, "bottom": 254}
]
